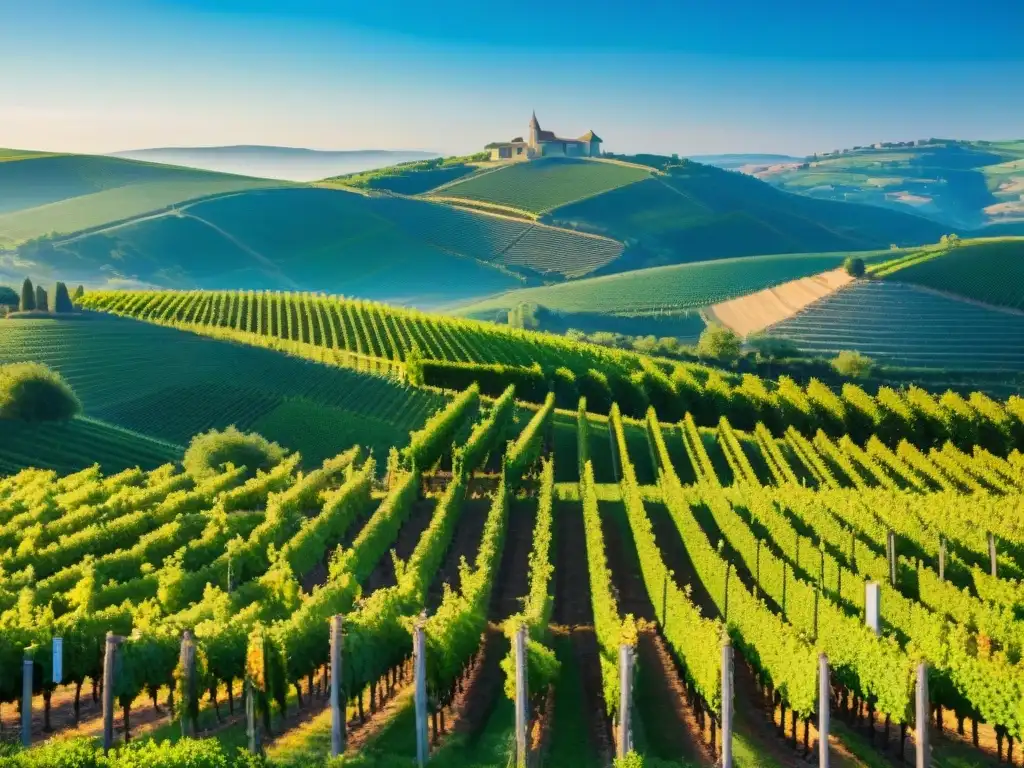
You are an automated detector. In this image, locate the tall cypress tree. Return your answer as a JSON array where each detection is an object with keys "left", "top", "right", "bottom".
[
  {"left": 20, "top": 278, "right": 35, "bottom": 312},
  {"left": 35, "top": 286, "right": 48, "bottom": 312},
  {"left": 54, "top": 282, "right": 73, "bottom": 313},
  {"left": 74, "top": 285, "right": 85, "bottom": 300}
]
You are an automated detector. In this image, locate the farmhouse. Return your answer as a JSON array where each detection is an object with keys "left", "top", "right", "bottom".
[{"left": 486, "top": 112, "right": 603, "bottom": 161}]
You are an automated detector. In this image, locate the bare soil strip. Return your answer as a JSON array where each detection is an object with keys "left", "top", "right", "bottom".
[{"left": 705, "top": 268, "right": 853, "bottom": 337}]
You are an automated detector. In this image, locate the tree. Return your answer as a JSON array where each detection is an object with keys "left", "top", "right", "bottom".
[
  {"left": 35, "top": 285, "right": 48, "bottom": 312},
  {"left": 507, "top": 302, "right": 540, "bottom": 330},
  {"left": 0, "top": 362, "right": 81, "bottom": 421},
  {"left": 843, "top": 256, "right": 866, "bottom": 278},
  {"left": 832, "top": 350, "right": 874, "bottom": 379},
  {"left": 183, "top": 426, "right": 286, "bottom": 480},
  {"left": 0, "top": 286, "right": 17, "bottom": 309},
  {"left": 939, "top": 233, "right": 961, "bottom": 248},
  {"left": 20, "top": 278, "right": 35, "bottom": 312},
  {"left": 74, "top": 285, "right": 85, "bottom": 300},
  {"left": 697, "top": 323, "right": 741, "bottom": 363},
  {"left": 53, "top": 282, "right": 74, "bottom": 313},
  {"left": 747, "top": 333, "right": 800, "bottom": 360}
]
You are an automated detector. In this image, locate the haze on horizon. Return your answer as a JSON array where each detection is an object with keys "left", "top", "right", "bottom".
[{"left": 3, "top": 0, "right": 1022, "bottom": 158}]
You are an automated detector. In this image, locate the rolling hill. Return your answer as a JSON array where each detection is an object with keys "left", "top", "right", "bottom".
[
  {"left": 544, "top": 160, "right": 945, "bottom": 272},
  {"left": 113, "top": 145, "right": 440, "bottom": 182},
  {"left": 2, "top": 148, "right": 956, "bottom": 311},
  {"left": 759, "top": 139, "right": 1024, "bottom": 230},
  {"left": 872, "top": 237, "right": 1024, "bottom": 310},
  {"left": 454, "top": 248, "right": 901, "bottom": 320},
  {"left": 0, "top": 151, "right": 283, "bottom": 248},
  {"left": 767, "top": 280, "right": 1024, "bottom": 371},
  {"left": 0, "top": 316, "right": 444, "bottom": 466},
  {"left": 7, "top": 187, "right": 627, "bottom": 305}
]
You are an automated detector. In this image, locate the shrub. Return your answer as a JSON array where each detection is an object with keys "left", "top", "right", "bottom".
[
  {"left": 19, "top": 278, "right": 35, "bottom": 312},
  {"left": 747, "top": 333, "right": 801, "bottom": 360},
  {"left": 843, "top": 256, "right": 866, "bottom": 277},
  {"left": 35, "top": 286, "right": 48, "bottom": 312},
  {"left": 696, "top": 323, "right": 741, "bottom": 363},
  {"left": 183, "top": 426, "right": 286, "bottom": 480},
  {"left": 0, "top": 362, "right": 81, "bottom": 421},
  {"left": 54, "top": 282, "right": 74, "bottom": 313},
  {"left": 832, "top": 350, "right": 874, "bottom": 378}
]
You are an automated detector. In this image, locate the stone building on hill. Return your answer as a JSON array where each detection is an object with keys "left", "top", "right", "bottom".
[{"left": 486, "top": 112, "right": 603, "bottom": 161}]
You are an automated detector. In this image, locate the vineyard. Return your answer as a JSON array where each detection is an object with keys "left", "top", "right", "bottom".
[
  {"left": 768, "top": 280, "right": 1024, "bottom": 370},
  {"left": 454, "top": 248, "right": 900, "bottom": 318},
  {"left": 426, "top": 158, "right": 652, "bottom": 215},
  {"left": 0, "top": 153, "right": 277, "bottom": 246},
  {"left": 0, "top": 319, "right": 444, "bottom": 471},
  {"left": 874, "top": 238, "right": 1024, "bottom": 310},
  {"left": 77, "top": 289, "right": 1024, "bottom": 463},
  {"left": 2, "top": 378, "right": 1022, "bottom": 767}
]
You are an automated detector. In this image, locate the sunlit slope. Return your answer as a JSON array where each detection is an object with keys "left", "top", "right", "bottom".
[
  {"left": 544, "top": 162, "right": 945, "bottom": 271},
  {"left": 425, "top": 157, "right": 652, "bottom": 214},
  {"left": 769, "top": 280, "right": 1024, "bottom": 370},
  {"left": 761, "top": 139, "right": 1024, "bottom": 229},
  {"left": 0, "top": 152, "right": 281, "bottom": 246},
  {"left": 12, "top": 187, "right": 621, "bottom": 301},
  {"left": 454, "top": 248, "right": 899, "bottom": 317},
  {"left": 0, "top": 317, "right": 445, "bottom": 464},
  {"left": 875, "top": 237, "right": 1024, "bottom": 310}
]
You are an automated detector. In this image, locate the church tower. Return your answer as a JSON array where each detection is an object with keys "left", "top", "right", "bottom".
[{"left": 528, "top": 111, "right": 541, "bottom": 156}]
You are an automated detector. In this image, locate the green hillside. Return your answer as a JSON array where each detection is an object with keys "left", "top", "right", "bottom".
[
  {"left": 425, "top": 157, "right": 652, "bottom": 214},
  {"left": 0, "top": 153, "right": 280, "bottom": 246},
  {"left": 454, "top": 248, "right": 901, "bottom": 319},
  {"left": 0, "top": 417, "right": 181, "bottom": 476},
  {"left": 11, "top": 187, "right": 626, "bottom": 301},
  {"left": 0, "top": 316, "right": 445, "bottom": 467},
  {"left": 544, "top": 160, "right": 945, "bottom": 272},
  {"left": 768, "top": 280, "right": 1024, "bottom": 371},
  {"left": 762, "top": 139, "right": 1024, "bottom": 230},
  {"left": 322, "top": 153, "right": 486, "bottom": 195},
  {"left": 873, "top": 237, "right": 1024, "bottom": 309}
]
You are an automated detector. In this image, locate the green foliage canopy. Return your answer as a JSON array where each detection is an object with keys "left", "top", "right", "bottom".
[
  {"left": 183, "top": 426, "right": 287, "bottom": 480},
  {"left": 19, "top": 278, "right": 35, "bottom": 312},
  {"left": 697, "top": 323, "right": 741, "bottom": 363},
  {"left": 0, "top": 362, "right": 81, "bottom": 421},
  {"left": 843, "top": 255, "right": 866, "bottom": 277},
  {"left": 832, "top": 350, "right": 875, "bottom": 378},
  {"left": 53, "top": 282, "right": 74, "bottom": 313}
]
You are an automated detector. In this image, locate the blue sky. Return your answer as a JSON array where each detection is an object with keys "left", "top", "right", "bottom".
[{"left": 2, "top": 0, "right": 1022, "bottom": 156}]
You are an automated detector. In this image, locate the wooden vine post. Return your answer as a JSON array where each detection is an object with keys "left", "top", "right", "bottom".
[
  {"left": 180, "top": 629, "right": 198, "bottom": 738},
  {"left": 414, "top": 619, "right": 429, "bottom": 767},
  {"left": 514, "top": 623, "right": 529, "bottom": 768},
  {"left": 721, "top": 637, "right": 735, "bottom": 768},
  {"left": 915, "top": 662, "right": 930, "bottom": 768},
  {"left": 864, "top": 582, "right": 880, "bottom": 636},
  {"left": 617, "top": 643, "right": 635, "bottom": 759},
  {"left": 886, "top": 531, "right": 897, "bottom": 586},
  {"left": 245, "top": 677, "right": 261, "bottom": 755},
  {"left": 102, "top": 633, "right": 124, "bottom": 755},
  {"left": 22, "top": 647, "right": 33, "bottom": 747},
  {"left": 818, "top": 653, "right": 830, "bottom": 768},
  {"left": 988, "top": 533, "right": 998, "bottom": 577},
  {"left": 330, "top": 615, "right": 346, "bottom": 757}
]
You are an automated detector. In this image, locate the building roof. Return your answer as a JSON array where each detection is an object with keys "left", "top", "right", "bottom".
[
  {"left": 530, "top": 111, "right": 541, "bottom": 130},
  {"left": 486, "top": 140, "right": 528, "bottom": 149},
  {"left": 578, "top": 130, "right": 603, "bottom": 143}
]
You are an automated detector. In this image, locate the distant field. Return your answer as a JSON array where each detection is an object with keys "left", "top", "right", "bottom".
[
  {"left": 0, "top": 177, "right": 283, "bottom": 245},
  {"left": 427, "top": 158, "right": 651, "bottom": 214},
  {"left": 769, "top": 280, "right": 1024, "bottom": 370},
  {"left": 0, "top": 417, "right": 181, "bottom": 475},
  {"left": 13, "top": 188, "right": 525, "bottom": 305},
  {"left": 0, "top": 317, "right": 445, "bottom": 465},
  {"left": 0, "top": 148, "right": 56, "bottom": 163},
  {"left": 544, "top": 162, "right": 943, "bottom": 271},
  {"left": 454, "top": 248, "right": 899, "bottom": 317},
  {"left": 0, "top": 153, "right": 269, "bottom": 215},
  {"left": 875, "top": 238, "right": 1024, "bottom": 309},
  {"left": 760, "top": 140, "right": 1024, "bottom": 230}
]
